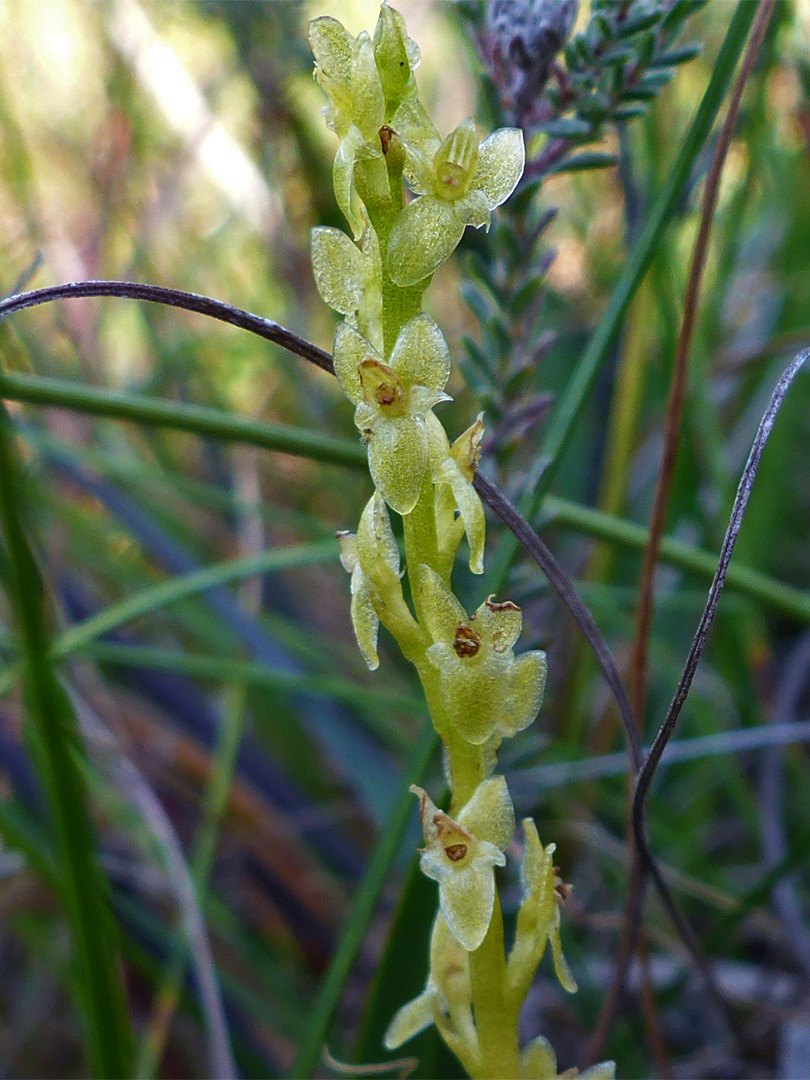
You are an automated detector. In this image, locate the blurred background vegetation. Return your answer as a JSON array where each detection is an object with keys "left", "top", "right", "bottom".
[{"left": 0, "top": 1, "right": 809, "bottom": 1077}]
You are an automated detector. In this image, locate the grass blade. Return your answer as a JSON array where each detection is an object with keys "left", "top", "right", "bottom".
[
  {"left": 0, "top": 370, "right": 365, "bottom": 468},
  {"left": 0, "top": 406, "right": 133, "bottom": 1077}
]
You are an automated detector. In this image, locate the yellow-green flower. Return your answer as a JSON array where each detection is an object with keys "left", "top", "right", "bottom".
[
  {"left": 418, "top": 565, "right": 547, "bottom": 744},
  {"left": 508, "top": 819, "right": 576, "bottom": 1008},
  {"left": 388, "top": 117, "right": 525, "bottom": 285},
  {"left": 333, "top": 316, "right": 451, "bottom": 515},
  {"left": 383, "top": 914, "right": 475, "bottom": 1065},
  {"left": 411, "top": 776, "right": 515, "bottom": 951},
  {"left": 308, "top": 16, "right": 386, "bottom": 237},
  {"left": 337, "top": 491, "right": 400, "bottom": 669},
  {"left": 519, "top": 1034, "right": 616, "bottom": 1080}
]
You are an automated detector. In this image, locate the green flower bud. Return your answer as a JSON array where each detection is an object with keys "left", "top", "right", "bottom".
[
  {"left": 373, "top": 2, "right": 420, "bottom": 110},
  {"left": 427, "top": 412, "right": 486, "bottom": 574},
  {"left": 337, "top": 491, "right": 400, "bottom": 669},
  {"left": 507, "top": 820, "right": 576, "bottom": 1010}
]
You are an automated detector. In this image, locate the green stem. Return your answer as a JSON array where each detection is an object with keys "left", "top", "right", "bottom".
[
  {"left": 356, "top": 155, "right": 423, "bottom": 356},
  {"left": 469, "top": 896, "right": 520, "bottom": 1080}
]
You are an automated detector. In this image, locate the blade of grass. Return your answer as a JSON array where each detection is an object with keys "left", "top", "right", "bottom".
[
  {"left": 83, "top": 642, "right": 424, "bottom": 738},
  {"left": 0, "top": 280, "right": 335, "bottom": 373},
  {"left": 0, "top": 540, "right": 337, "bottom": 695},
  {"left": 75, "top": 692, "right": 236, "bottom": 1080},
  {"left": 0, "top": 370, "right": 365, "bottom": 468},
  {"left": 290, "top": 718, "right": 437, "bottom": 1079},
  {"left": 629, "top": 348, "right": 810, "bottom": 1052},
  {"left": 486, "top": 0, "right": 760, "bottom": 591},
  {"left": 540, "top": 496, "right": 810, "bottom": 623},
  {"left": 630, "top": 0, "right": 776, "bottom": 727},
  {"left": 0, "top": 405, "right": 133, "bottom": 1077}
]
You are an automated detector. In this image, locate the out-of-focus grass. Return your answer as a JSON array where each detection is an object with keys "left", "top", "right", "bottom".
[{"left": 0, "top": 2, "right": 809, "bottom": 1079}]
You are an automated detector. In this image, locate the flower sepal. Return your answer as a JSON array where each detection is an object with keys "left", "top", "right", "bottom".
[
  {"left": 507, "top": 819, "right": 577, "bottom": 1009},
  {"left": 427, "top": 411, "right": 486, "bottom": 574}
]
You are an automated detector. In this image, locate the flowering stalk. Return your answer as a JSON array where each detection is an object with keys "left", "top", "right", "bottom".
[{"left": 310, "top": 7, "right": 613, "bottom": 1077}]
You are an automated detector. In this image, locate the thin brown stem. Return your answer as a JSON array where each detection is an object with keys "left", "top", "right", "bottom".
[{"left": 629, "top": 0, "right": 775, "bottom": 728}]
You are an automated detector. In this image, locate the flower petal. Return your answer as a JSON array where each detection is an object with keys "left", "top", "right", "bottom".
[
  {"left": 473, "top": 127, "right": 525, "bottom": 209},
  {"left": 501, "top": 650, "right": 547, "bottom": 738},
  {"left": 310, "top": 227, "right": 364, "bottom": 314},
  {"left": 333, "top": 321, "right": 379, "bottom": 403},
  {"left": 457, "top": 775, "right": 515, "bottom": 851},
  {"left": 417, "top": 563, "right": 468, "bottom": 644},
  {"left": 308, "top": 16, "right": 353, "bottom": 82},
  {"left": 366, "top": 414, "right": 428, "bottom": 515},
  {"left": 438, "top": 664, "right": 503, "bottom": 744},
  {"left": 383, "top": 986, "right": 437, "bottom": 1050},
  {"left": 453, "top": 473, "right": 485, "bottom": 574},
  {"left": 334, "top": 126, "right": 365, "bottom": 238},
  {"left": 579, "top": 1062, "right": 617, "bottom": 1080},
  {"left": 350, "top": 586, "right": 380, "bottom": 670},
  {"left": 388, "top": 314, "right": 451, "bottom": 393},
  {"left": 388, "top": 196, "right": 464, "bottom": 286},
  {"left": 519, "top": 1035, "right": 558, "bottom": 1080},
  {"left": 351, "top": 32, "right": 385, "bottom": 140},
  {"left": 454, "top": 188, "right": 491, "bottom": 229},
  {"left": 550, "top": 920, "right": 577, "bottom": 993},
  {"left": 356, "top": 491, "right": 400, "bottom": 575},
  {"left": 471, "top": 596, "right": 523, "bottom": 654},
  {"left": 437, "top": 855, "right": 501, "bottom": 951}
]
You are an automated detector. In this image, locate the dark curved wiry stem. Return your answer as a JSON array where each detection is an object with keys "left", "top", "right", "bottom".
[
  {"left": 473, "top": 472, "right": 642, "bottom": 770},
  {"left": 630, "top": 348, "right": 810, "bottom": 1032},
  {"left": 0, "top": 280, "right": 335, "bottom": 375}
]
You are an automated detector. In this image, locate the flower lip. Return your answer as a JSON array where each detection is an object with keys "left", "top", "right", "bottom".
[{"left": 358, "top": 357, "right": 405, "bottom": 411}]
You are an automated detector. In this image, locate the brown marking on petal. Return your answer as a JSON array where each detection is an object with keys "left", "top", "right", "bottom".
[
  {"left": 431, "top": 811, "right": 473, "bottom": 848},
  {"left": 445, "top": 843, "right": 467, "bottom": 862},
  {"left": 359, "top": 358, "right": 404, "bottom": 410},
  {"left": 485, "top": 596, "right": 520, "bottom": 613},
  {"left": 453, "top": 624, "right": 481, "bottom": 658}
]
